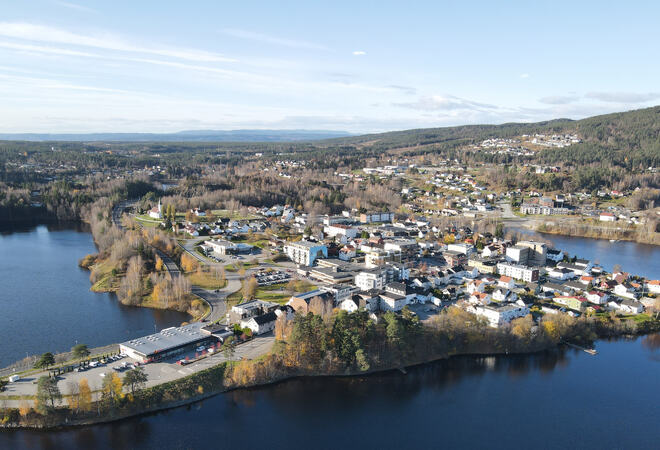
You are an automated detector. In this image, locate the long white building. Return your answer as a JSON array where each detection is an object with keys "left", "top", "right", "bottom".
[{"left": 497, "top": 262, "right": 539, "bottom": 282}]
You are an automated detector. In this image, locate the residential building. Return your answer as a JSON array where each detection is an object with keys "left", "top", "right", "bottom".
[
  {"left": 517, "top": 241, "right": 547, "bottom": 266},
  {"left": 497, "top": 262, "right": 539, "bottom": 282},
  {"left": 287, "top": 290, "right": 334, "bottom": 314},
  {"left": 547, "top": 267, "right": 574, "bottom": 280},
  {"left": 355, "top": 269, "right": 386, "bottom": 291},
  {"left": 470, "top": 304, "right": 530, "bottom": 327},
  {"left": 554, "top": 296, "right": 586, "bottom": 312},
  {"left": 323, "top": 224, "right": 358, "bottom": 240},
  {"left": 241, "top": 312, "right": 277, "bottom": 335},
  {"left": 506, "top": 245, "right": 529, "bottom": 265},
  {"left": 360, "top": 211, "right": 394, "bottom": 223},
  {"left": 444, "top": 250, "right": 467, "bottom": 267},
  {"left": 284, "top": 240, "right": 328, "bottom": 266}
]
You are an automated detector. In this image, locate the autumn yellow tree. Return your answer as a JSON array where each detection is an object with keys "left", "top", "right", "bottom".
[
  {"left": 180, "top": 253, "right": 198, "bottom": 273},
  {"left": 101, "top": 373, "right": 123, "bottom": 409},
  {"left": 78, "top": 378, "right": 92, "bottom": 412},
  {"left": 242, "top": 276, "right": 258, "bottom": 300}
]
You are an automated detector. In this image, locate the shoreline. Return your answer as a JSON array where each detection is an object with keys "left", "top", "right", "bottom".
[
  {"left": 535, "top": 227, "right": 660, "bottom": 246},
  {"left": 2, "top": 329, "right": 656, "bottom": 431}
]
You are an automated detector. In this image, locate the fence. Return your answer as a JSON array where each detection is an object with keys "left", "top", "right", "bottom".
[{"left": 0, "top": 343, "right": 119, "bottom": 378}]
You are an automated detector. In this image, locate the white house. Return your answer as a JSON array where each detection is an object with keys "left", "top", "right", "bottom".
[
  {"left": 467, "top": 279, "right": 487, "bottom": 294},
  {"left": 547, "top": 267, "right": 575, "bottom": 281},
  {"left": 585, "top": 291, "right": 609, "bottom": 305},
  {"left": 469, "top": 292, "right": 492, "bottom": 305},
  {"left": 241, "top": 312, "right": 277, "bottom": 335},
  {"left": 614, "top": 283, "right": 637, "bottom": 300},
  {"left": 645, "top": 280, "right": 660, "bottom": 294},
  {"left": 497, "top": 275, "right": 515, "bottom": 290},
  {"left": 619, "top": 298, "right": 644, "bottom": 314},
  {"left": 470, "top": 303, "right": 530, "bottom": 327},
  {"left": 482, "top": 245, "right": 500, "bottom": 258},
  {"left": 599, "top": 212, "right": 616, "bottom": 222},
  {"left": 338, "top": 245, "right": 356, "bottom": 261},
  {"left": 492, "top": 288, "right": 517, "bottom": 303}
]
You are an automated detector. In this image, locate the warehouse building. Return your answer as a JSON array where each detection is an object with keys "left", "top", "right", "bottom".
[{"left": 119, "top": 323, "right": 215, "bottom": 363}]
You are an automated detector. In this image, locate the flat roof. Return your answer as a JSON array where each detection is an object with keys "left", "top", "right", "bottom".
[{"left": 119, "top": 323, "right": 209, "bottom": 357}]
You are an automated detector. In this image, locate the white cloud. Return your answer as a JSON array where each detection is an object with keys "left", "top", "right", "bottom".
[
  {"left": 394, "top": 94, "right": 497, "bottom": 112},
  {"left": 221, "top": 28, "right": 329, "bottom": 51},
  {"left": 0, "top": 22, "right": 237, "bottom": 63},
  {"left": 352, "top": 51, "right": 366, "bottom": 56},
  {"left": 585, "top": 91, "right": 660, "bottom": 103},
  {"left": 538, "top": 95, "right": 580, "bottom": 105},
  {"left": 52, "top": 1, "right": 95, "bottom": 13},
  {"left": 0, "top": 41, "right": 97, "bottom": 58},
  {"left": 520, "top": 73, "right": 530, "bottom": 79}
]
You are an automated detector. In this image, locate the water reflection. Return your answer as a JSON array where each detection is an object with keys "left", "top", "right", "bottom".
[
  {"left": 2, "top": 337, "right": 658, "bottom": 450},
  {"left": 641, "top": 334, "right": 660, "bottom": 361}
]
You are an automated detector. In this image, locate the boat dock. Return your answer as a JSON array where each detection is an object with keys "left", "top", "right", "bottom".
[{"left": 562, "top": 341, "right": 598, "bottom": 355}]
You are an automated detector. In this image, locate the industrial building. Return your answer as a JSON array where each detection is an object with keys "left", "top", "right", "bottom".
[{"left": 119, "top": 323, "right": 216, "bottom": 363}]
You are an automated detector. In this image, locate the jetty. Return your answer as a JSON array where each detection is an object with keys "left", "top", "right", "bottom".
[{"left": 562, "top": 341, "right": 598, "bottom": 355}]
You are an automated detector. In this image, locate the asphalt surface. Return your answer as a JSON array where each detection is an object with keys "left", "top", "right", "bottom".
[{"left": 1, "top": 334, "right": 276, "bottom": 407}]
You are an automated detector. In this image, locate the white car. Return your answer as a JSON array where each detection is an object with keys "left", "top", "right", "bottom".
[{"left": 195, "top": 346, "right": 206, "bottom": 352}]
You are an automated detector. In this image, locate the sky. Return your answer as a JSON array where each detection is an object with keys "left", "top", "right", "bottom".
[{"left": 1, "top": 0, "right": 659, "bottom": 133}]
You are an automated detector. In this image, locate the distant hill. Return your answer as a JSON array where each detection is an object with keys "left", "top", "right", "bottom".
[
  {"left": 0, "top": 129, "right": 352, "bottom": 142},
  {"left": 322, "top": 106, "right": 660, "bottom": 167}
]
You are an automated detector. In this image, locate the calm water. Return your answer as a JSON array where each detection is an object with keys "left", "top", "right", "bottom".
[
  {"left": 1, "top": 335, "right": 658, "bottom": 449},
  {"left": 512, "top": 228, "right": 660, "bottom": 279},
  {"left": 0, "top": 224, "right": 188, "bottom": 367}
]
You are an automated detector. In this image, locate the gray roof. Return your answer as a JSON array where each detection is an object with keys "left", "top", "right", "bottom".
[{"left": 120, "top": 323, "right": 208, "bottom": 357}]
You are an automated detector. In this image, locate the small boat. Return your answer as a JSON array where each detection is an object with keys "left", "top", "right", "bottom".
[{"left": 609, "top": 239, "right": 617, "bottom": 243}]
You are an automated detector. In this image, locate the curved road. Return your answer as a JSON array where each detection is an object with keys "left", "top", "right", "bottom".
[{"left": 111, "top": 202, "right": 239, "bottom": 324}]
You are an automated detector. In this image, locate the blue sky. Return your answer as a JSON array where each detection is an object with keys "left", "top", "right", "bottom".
[{"left": 1, "top": 0, "right": 659, "bottom": 133}]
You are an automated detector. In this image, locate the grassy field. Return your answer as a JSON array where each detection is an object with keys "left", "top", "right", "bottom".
[
  {"left": 225, "top": 261, "right": 259, "bottom": 272},
  {"left": 134, "top": 214, "right": 162, "bottom": 228},
  {"left": 185, "top": 271, "right": 227, "bottom": 290},
  {"left": 89, "top": 259, "right": 121, "bottom": 292}
]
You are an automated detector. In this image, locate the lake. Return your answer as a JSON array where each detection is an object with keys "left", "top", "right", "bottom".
[
  {"left": 0, "top": 224, "right": 188, "bottom": 367},
  {"left": 1, "top": 334, "right": 658, "bottom": 449},
  {"left": 509, "top": 228, "right": 660, "bottom": 279}
]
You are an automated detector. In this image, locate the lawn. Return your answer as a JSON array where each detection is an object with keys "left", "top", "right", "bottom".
[
  {"left": 224, "top": 261, "right": 259, "bottom": 272},
  {"left": 134, "top": 214, "right": 162, "bottom": 228},
  {"left": 185, "top": 271, "right": 228, "bottom": 290}
]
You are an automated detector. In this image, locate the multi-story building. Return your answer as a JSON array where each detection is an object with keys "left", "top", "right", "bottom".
[
  {"left": 323, "top": 224, "right": 358, "bottom": 240},
  {"left": 506, "top": 245, "right": 530, "bottom": 265},
  {"left": 444, "top": 250, "right": 467, "bottom": 268},
  {"left": 360, "top": 211, "right": 394, "bottom": 223},
  {"left": 355, "top": 269, "right": 387, "bottom": 291},
  {"left": 284, "top": 240, "right": 328, "bottom": 266},
  {"left": 517, "top": 241, "right": 547, "bottom": 266},
  {"left": 497, "top": 262, "right": 539, "bottom": 282}
]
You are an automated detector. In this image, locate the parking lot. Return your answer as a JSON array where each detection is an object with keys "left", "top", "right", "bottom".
[{"left": 1, "top": 334, "right": 276, "bottom": 407}]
